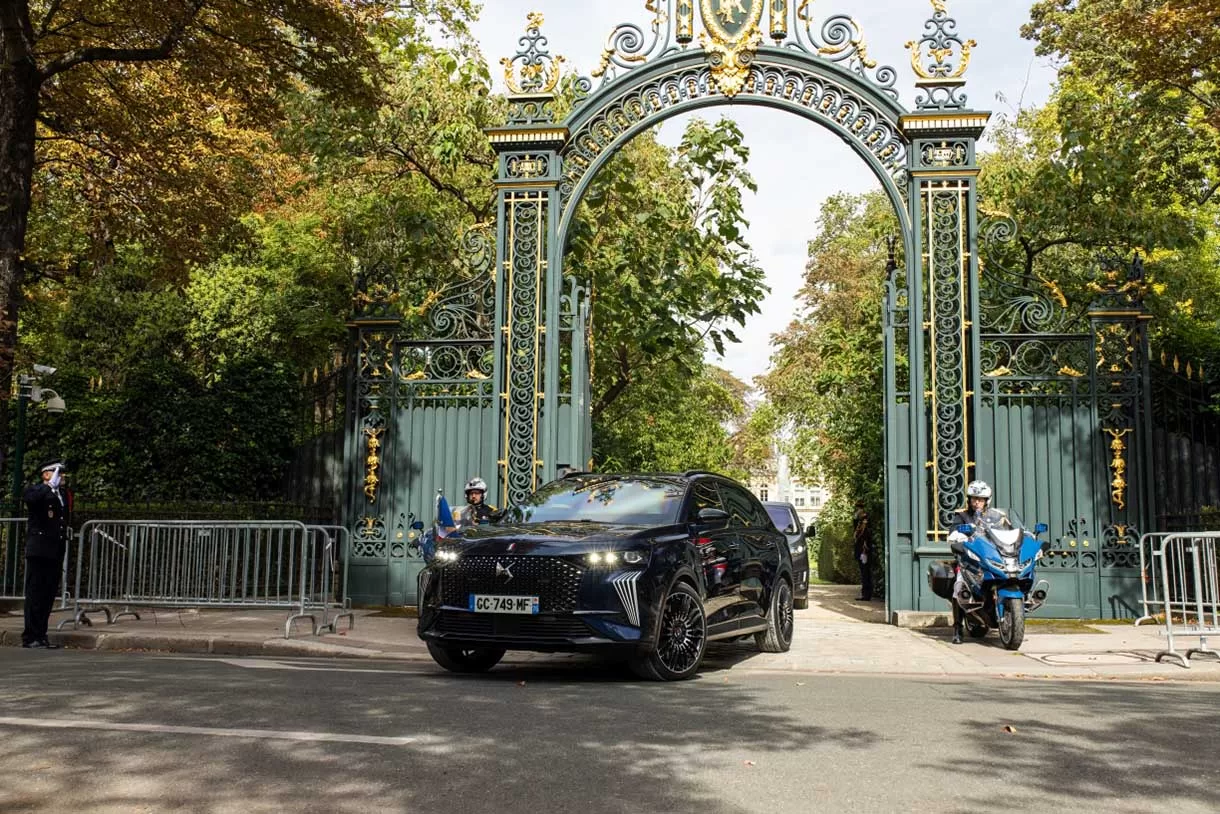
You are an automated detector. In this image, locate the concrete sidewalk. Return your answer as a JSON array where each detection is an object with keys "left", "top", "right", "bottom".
[{"left": 3, "top": 584, "right": 1217, "bottom": 681}]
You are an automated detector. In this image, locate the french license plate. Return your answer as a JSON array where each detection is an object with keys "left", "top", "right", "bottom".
[{"left": 469, "top": 594, "right": 540, "bottom": 614}]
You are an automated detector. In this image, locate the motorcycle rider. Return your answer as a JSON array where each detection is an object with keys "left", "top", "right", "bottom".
[
  {"left": 947, "top": 481, "right": 1011, "bottom": 644},
  {"left": 457, "top": 477, "right": 500, "bottom": 527}
]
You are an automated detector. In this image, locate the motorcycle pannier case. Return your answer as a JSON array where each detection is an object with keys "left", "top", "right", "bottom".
[{"left": 927, "top": 561, "right": 956, "bottom": 600}]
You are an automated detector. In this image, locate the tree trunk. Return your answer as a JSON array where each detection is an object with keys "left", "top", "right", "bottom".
[{"left": 1, "top": 1, "right": 41, "bottom": 487}]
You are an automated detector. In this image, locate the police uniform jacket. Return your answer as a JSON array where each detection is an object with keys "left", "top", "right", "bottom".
[{"left": 24, "top": 482, "right": 70, "bottom": 560}]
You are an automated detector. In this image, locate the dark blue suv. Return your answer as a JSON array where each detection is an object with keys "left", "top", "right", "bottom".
[{"left": 417, "top": 472, "right": 795, "bottom": 680}]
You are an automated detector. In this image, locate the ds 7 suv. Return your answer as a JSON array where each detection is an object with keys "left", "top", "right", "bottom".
[{"left": 417, "top": 471, "right": 795, "bottom": 680}]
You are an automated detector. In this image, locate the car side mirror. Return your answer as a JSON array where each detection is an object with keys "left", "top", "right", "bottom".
[
  {"left": 950, "top": 541, "right": 966, "bottom": 557},
  {"left": 784, "top": 525, "right": 797, "bottom": 534},
  {"left": 411, "top": 521, "right": 425, "bottom": 531},
  {"left": 697, "top": 508, "right": 730, "bottom": 527},
  {"left": 1033, "top": 522, "right": 1048, "bottom": 535}
]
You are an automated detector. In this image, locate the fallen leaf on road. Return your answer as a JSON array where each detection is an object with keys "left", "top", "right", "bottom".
[
  {"left": 796, "top": 682, "right": 805, "bottom": 686},
  {"left": 516, "top": 680, "right": 527, "bottom": 687},
  {"left": 744, "top": 761, "right": 756, "bottom": 767},
  {"left": 1003, "top": 725, "right": 1017, "bottom": 734}
]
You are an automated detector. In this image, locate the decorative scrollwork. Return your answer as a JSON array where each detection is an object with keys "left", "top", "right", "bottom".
[
  {"left": 560, "top": 62, "right": 908, "bottom": 219},
  {"left": 791, "top": 8, "right": 899, "bottom": 100},
  {"left": 502, "top": 13, "right": 565, "bottom": 95},
  {"left": 591, "top": 0, "right": 672, "bottom": 83},
  {"left": 351, "top": 262, "right": 401, "bottom": 322},
  {"left": 979, "top": 217, "right": 1071, "bottom": 335},
  {"left": 927, "top": 184, "right": 969, "bottom": 529},
  {"left": 907, "top": 1, "right": 976, "bottom": 111}
]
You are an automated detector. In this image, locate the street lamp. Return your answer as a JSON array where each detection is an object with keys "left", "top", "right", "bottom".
[{"left": 9, "top": 367, "right": 67, "bottom": 508}]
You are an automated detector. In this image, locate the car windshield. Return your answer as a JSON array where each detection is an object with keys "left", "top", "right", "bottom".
[
  {"left": 504, "top": 478, "right": 685, "bottom": 525},
  {"left": 765, "top": 505, "right": 799, "bottom": 534}
]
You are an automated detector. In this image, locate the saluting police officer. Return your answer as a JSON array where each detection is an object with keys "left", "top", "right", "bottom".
[{"left": 22, "top": 460, "right": 70, "bottom": 649}]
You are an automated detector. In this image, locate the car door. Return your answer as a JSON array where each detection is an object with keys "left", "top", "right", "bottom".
[
  {"left": 720, "top": 483, "right": 780, "bottom": 614},
  {"left": 684, "top": 479, "right": 742, "bottom": 630}
]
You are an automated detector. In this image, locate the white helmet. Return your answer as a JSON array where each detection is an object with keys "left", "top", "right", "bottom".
[
  {"left": 966, "top": 480, "right": 992, "bottom": 500},
  {"left": 464, "top": 477, "right": 488, "bottom": 495}
]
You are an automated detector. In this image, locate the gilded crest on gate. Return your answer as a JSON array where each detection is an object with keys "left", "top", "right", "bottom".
[
  {"left": 699, "top": 0, "right": 764, "bottom": 97},
  {"left": 702, "top": 0, "right": 763, "bottom": 43}
]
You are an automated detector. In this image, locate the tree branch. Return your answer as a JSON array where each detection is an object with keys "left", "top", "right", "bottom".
[{"left": 39, "top": 1, "right": 207, "bottom": 81}]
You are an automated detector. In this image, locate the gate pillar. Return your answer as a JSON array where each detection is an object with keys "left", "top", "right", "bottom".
[
  {"left": 1089, "top": 255, "right": 1154, "bottom": 614},
  {"left": 900, "top": 4, "right": 990, "bottom": 546},
  {"left": 488, "top": 15, "right": 569, "bottom": 505}
]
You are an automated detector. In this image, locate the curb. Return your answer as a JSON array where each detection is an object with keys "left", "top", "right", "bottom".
[
  {"left": 0, "top": 627, "right": 432, "bottom": 661},
  {"left": 891, "top": 611, "right": 952, "bottom": 628}
]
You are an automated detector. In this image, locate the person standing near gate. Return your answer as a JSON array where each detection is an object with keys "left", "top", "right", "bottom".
[
  {"left": 22, "top": 460, "right": 70, "bottom": 649},
  {"left": 852, "top": 500, "right": 874, "bottom": 602}
]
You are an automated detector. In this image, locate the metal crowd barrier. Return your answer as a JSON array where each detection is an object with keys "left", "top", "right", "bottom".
[
  {"left": 1147, "top": 532, "right": 1220, "bottom": 668},
  {"left": 1134, "top": 532, "right": 1175, "bottom": 626},
  {"left": 62, "top": 520, "right": 353, "bottom": 639}
]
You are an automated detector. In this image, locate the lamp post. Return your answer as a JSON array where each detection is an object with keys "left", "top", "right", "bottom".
[{"left": 8, "top": 369, "right": 66, "bottom": 509}]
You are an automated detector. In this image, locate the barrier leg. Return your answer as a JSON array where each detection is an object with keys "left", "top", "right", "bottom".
[{"left": 285, "top": 613, "right": 317, "bottom": 639}]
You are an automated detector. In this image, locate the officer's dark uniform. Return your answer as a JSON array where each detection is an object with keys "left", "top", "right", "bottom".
[
  {"left": 22, "top": 465, "right": 70, "bottom": 648},
  {"left": 460, "top": 500, "right": 500, "bottom": 527},
  {"left": 852, "top": 504, "right": 873, "bottom": 601}
]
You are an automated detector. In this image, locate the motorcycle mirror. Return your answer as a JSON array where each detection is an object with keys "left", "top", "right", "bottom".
[
  {"left": 1034, "top": 522, "right": 1048, "bottom": 535},
  {"left": 950, "top": 541, "right": 967, "bottom": 557}
]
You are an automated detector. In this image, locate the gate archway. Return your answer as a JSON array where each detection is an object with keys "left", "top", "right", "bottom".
[{"left": 344, "top": 0, "right": 1155, "bottom": 616}]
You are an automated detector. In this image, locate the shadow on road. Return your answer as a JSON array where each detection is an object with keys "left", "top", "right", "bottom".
[
  {"left": 0, "top": 650, "right": 877, "bottom": 814},
  {"left": 923, "top": 680, "right": 1220, "bottom": 814}
]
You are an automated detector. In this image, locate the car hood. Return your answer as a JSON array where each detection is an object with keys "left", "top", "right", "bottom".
[{"left": 447, "top": 521, "right": 673, "bottom": 556}]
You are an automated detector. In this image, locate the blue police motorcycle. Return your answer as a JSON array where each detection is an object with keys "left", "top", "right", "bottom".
[{"left": 934, "top": 510, "right": 1052, "bottom": 650}]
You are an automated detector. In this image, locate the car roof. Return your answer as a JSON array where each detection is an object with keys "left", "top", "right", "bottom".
[{"left": 762, "top": 500, "right": 799, "bottom": 509}]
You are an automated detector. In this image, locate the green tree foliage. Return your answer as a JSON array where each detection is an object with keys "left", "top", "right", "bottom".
[
  {"left": 1024, "top": 0, "right": 1220, "bottom": 208},
  {"left": 566, "top": 118, "right": 768, "bottom": 421},
  {"left": 762, "top": 192, "right": 896, "bottom": 584},
  {"left": 594, "top": 364, "right": 748, "bottom": 479}
]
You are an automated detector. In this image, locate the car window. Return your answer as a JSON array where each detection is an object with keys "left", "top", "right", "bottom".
[
  {"left": 506, "top": 477, "right": 684, "bottom": 525},
  {"left": 765, "top": 504, "right": 799, "bottom": 533},
  {"left": 684, "top": 479, "right": 724, "bottom": 523},
  {"left": 721, "top": 484, "right": 767, "bottom": 528}
]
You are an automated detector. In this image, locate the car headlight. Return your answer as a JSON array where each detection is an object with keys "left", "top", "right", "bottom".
[
  {"left": 586, "top": 549, "right": 649, "bottom": 567},
  {"left": 435, "top": 549, "right": 460, "bottom": 563}
]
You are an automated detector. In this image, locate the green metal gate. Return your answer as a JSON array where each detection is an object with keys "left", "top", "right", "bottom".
[{"left": 343, "top": 1, "right": 1158, "bottom": 616}]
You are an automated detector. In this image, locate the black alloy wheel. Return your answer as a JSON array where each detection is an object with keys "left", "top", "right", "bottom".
[
  {"left": 426, "top": 641, "right": 507, "bottom": 673},
  {"left": 630, "top": 582, "right": 706, "bottom": 681},
  {"left": 756, "top": 578, "right": 794, "bottom": 653}
]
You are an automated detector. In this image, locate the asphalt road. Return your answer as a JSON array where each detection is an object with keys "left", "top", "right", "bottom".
[{"left": 1, "top": 648, "right": 1217, "bottom": 814}]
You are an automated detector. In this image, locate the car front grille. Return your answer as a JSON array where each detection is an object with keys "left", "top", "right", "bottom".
[
  {"left": 439, "top": 555, "right": 584, "bottom": 612},
  {"left": 435, "top": 611, "right": 593, "bottom": 642}
]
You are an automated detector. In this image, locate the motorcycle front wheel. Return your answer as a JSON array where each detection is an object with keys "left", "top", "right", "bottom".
[{"left": 998, "top": 597, "right": 1025, "bottom": 650}]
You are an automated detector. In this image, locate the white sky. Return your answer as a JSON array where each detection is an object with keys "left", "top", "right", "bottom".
[{"left": 471, "top": 1, "right": 1059, "bottom": 386}]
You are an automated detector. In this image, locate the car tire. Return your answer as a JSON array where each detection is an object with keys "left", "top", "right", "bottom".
[
  {"left": 629, "top": 581, "right": 706, "bottom": 681},
  {"left": 756, "top": 578, "right": 794, "bottom": 653},
  {"left": 426, "top": 641, "right": 506, "bottom": 673}
]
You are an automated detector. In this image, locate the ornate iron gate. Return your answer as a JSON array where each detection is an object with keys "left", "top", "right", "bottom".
[{"left": 343, "top": 1, "right": 1159, "bottom": 616}]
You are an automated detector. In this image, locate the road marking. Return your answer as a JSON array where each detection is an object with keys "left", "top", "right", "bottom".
[
  {"left": 163, "top": 656, "right": 427, "bottom": 675},
  {"left": 0, "top": 717, "right": 417, "bottom": 746}
]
